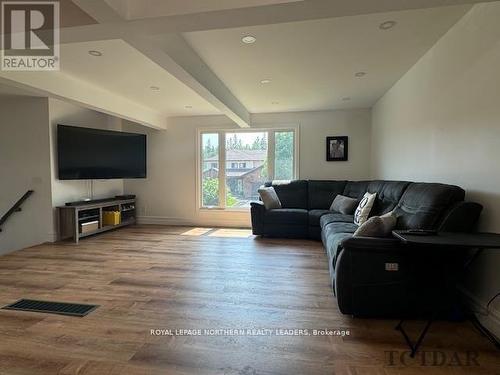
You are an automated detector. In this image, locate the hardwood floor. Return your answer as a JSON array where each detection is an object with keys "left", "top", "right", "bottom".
[{"left": 0, "top": 225, "right": 497, "bottom": 375}]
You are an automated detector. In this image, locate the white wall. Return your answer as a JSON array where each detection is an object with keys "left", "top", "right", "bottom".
[
  {"left": 124, "top": 109, "right": 371, "bottom": 227},
  {"left": 0, "top": 97, "right": 128, "bottom": 252},
  {"left": 48, "top": 98, "right": 124, "bottom": 239},
  {"left": 371, "top": 3, "right": 500, "bottom": 337},
  {"left": 0, "top": 97, "right": 53, "bottom": 255},
  {"left": 252, "top": 110, "right": 372, "bottom": 180}
]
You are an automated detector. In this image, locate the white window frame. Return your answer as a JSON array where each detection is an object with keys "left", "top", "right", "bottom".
[{"left": 196, "top": 126, "right": 299, "bottom": 211}]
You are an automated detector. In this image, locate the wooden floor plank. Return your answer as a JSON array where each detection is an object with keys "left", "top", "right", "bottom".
[{"left": 0, "top": 225, "right": 497, "bottom": 375}]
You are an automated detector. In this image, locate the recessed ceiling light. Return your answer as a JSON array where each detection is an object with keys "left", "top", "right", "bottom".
[
  {"left": 241, "top": 35, "right": 256, "bottom": 44},
  {"left": 342, "top": 97, "right": 351, "bottom": 101},
  {"left": 379, "top": 20, "right": 397, "bottom": 30},
  {"left": 184, "top": 105, "right": 193, "bottom": 109},
  {"left": 260, "top": 79, "right": 272, "bottom": 84},
  {"left": 354, "top": 72, "right": 367, "bottom": 78},
  {"left": 88, "top": 50, "right": 102, "bottom": 57},
  {"left": 150, "top": 86, "right": 160, "bottom": 91}
]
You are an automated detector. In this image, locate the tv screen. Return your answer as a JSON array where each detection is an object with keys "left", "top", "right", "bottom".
[{"left": 57, "top": 125, "right": 146, "bottom": 180}]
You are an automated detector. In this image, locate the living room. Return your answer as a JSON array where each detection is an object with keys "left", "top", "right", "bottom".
[{"left": 0, "top": 0, "right": 499, "bottom": 374}]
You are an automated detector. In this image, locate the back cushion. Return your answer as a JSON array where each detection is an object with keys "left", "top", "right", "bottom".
[
  {"left": 343, "top": 181, "right": 370, "bottom": 199},
  {"left": 394, "top": 182, "right": 465, "bottom": 229},
  {"left": 308, "top": 180, "right": 347, "bottom": 209},
  {"left": 367, "top": 180, "right": 411, "bottom": 216},
  {"left": 265, "top": 180, "right": 308, "bottom": 209}
]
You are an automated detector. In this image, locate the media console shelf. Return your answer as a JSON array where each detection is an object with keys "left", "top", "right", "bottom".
[{"left": 58, "top": 198, "right": 136, "bottom": 243}]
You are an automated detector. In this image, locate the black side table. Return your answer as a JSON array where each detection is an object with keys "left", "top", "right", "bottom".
[{"left": 391, "top": 230, "right": 500, "bottom": 356}]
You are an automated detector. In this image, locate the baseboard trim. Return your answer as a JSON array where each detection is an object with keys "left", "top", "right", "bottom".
[
  {"left": 459, "top": 286, "right": 500, "bottom": 340},
  {"left": 137, "top": 216, "right": 251, "bottom": 229},
  {"left": 48, "top": 232, "right": 58, "bottom": 243}
]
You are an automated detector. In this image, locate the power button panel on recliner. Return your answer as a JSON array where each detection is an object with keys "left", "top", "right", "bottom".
[{"left": 385, "top": 263, "right": 399, "bottom": 271}]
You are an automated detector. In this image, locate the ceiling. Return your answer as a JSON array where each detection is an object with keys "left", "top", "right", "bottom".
[
  {"left": 0, "top": 0, "right": 488, "bottom": 128},
  {"left": 60, "top": 39, "right": 219, "bottom": 117},
  {"left": 183, "top": 5, "right": 471, "bottom": 113},
  {"left": 104, "top": 0, "right": 304, "bottom": 20}
]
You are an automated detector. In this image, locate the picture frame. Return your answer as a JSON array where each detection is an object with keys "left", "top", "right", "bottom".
[{"left": 326, "top": 136, "right": 348, "bottom": 161}]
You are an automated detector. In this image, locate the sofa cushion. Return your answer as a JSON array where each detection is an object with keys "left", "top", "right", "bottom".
[
  {"left": 330, "top": 195, "right": 359, "bottom": 214},
  {"left": 366, "top": 180, "right": 411, "bottom": 216},
  {"left": 320, "top": 213, "right": 354, "bottom": 228},
  {"left": 265, "top": 180, "right": 308, "bottom": 209},
  {"left": 308, "top": 209, "right": 331, "bottom": 227},
  {"left": 393, "top": 182, "right": 465, "bottom": 229},
  {"left": 324, "top": 231, "right": 353, "bottom": 266},
  {"left": 308, "top": 180, "right": 347, "bottom": 209},
  {"left": 323, "top": 221, "right": 358, "bottom": 234},
  {"left": 343, "top": 181, "right": 370, "bottom": 199},
  {"left": 263, "top": 208, "right": 308, "bottom": 226},
  {"left": 322, "top": 224, "right": 354, "bottom": 277}
]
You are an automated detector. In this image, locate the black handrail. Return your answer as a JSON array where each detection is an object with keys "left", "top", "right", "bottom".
[{"left": 0, "top": 190, "right": 34, "bottom": 232}]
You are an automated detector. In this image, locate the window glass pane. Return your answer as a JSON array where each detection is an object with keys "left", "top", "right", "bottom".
[
  {"left": 201, "top": 133, "right": 219, "bottom": 207},
  {"left": 274, "top": 131, "right": 294, "bottom": 180},
  {"left": 225, "top": 132, "right": 268, "bottom": 208}
]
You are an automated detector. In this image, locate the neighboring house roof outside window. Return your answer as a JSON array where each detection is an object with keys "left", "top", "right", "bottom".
[
  {"left": 203, "top": 165, "right": 263, "bottom": 178},
  {"left": 205, "top": 149, "right": 266, "bottom": 161}
]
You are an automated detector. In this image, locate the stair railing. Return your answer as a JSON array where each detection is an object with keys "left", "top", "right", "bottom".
[{"left": 0, "top": 190, "right": 34, "bottom": 232}]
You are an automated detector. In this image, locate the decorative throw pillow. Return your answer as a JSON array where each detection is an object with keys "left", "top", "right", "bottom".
[
  {"left": 329, "top": 195, "right": 359, "bottom": 215},
  {"left": 380, "top": 210, "right": 397, "bottom": 220},
  {"left": 353, "top": 192, "right": 377, "bottom": 226},
  {"left": 258, "top": 187, "right": 282, "bottom": 210},
  {"left": 353, "top": 212, "right": 397, "bottom": 237}
]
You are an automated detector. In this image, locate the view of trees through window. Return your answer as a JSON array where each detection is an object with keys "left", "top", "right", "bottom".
[
  {"left": 275, "top": 131, "right": 294, "bottom": 180},
  {"left": 225, "top": 132, "right": 268, "bottom": 207},
  {"left": 201, "top": 130, "right": 295, "bottom": 208}
]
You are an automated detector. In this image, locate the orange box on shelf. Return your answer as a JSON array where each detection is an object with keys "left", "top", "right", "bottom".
[{"left": 102, "top": 211, "right": 121, "bottom": 226}]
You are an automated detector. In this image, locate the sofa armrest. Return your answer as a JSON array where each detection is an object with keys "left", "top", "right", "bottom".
[
  {"left": 250, "top": 201, "right": 266, "bottom": 235},
  {"left": 335, "top": 235, "right": 455, "bottom": 317},
  {"left": 335, "top": 236, "right": 417, "bottom": 316},
  {"left": 438, "top": 201, "right": 483, "bottom": 232}
]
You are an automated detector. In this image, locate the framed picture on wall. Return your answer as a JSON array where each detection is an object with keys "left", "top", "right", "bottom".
[{"left": 326, "top": 136, "right": 348, "bottom": 161}]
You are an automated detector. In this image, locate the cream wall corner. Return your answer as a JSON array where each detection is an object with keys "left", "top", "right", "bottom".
[{"left": 371, "top": 2, "right": 500, "bottom": 338}]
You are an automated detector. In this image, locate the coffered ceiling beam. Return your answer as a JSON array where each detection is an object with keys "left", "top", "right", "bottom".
[
  {"left": 126, "top": 34, "right": 251, "bottom": 128},
  {"left": 0, "top": 73, "right": 166, "bottom": 129},
  {"left": 77, "top": 0, "right": 497, "bottom": 37},
  {"left": 70, "top": 0, "right": 251, "bottom": 127}
]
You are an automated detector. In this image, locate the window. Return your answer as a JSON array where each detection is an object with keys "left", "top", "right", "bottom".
[
  {"left": 199, "top": 129, "right": 297, "bottom": 209},
  {"left": 201, "top": 133, "right": 220, "bottom": 207},
  {"left": 274, "top": 131, "right": 295, "bottom": 180}
]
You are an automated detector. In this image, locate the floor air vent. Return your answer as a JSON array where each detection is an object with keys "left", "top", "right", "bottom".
[{"left": 2, "top": 299, "right": 99, "bottom": 317}]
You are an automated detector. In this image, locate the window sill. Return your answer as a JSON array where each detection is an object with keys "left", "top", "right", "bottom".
[{"left": 199, "top": 207, "right": 250, "bottom": 213}]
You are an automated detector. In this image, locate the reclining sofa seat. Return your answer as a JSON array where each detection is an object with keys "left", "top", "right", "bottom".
[{"left": 250, "top": 179, "right": 482, "bottom": 317}]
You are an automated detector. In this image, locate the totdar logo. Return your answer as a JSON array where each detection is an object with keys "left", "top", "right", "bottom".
[{"left": 1, "top": 1, "right": 59, "bottom": 70}]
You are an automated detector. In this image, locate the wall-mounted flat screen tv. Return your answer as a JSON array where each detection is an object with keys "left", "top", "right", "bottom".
[{"left": 57, "top": 125, "right": 147, "bottom": 180}]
